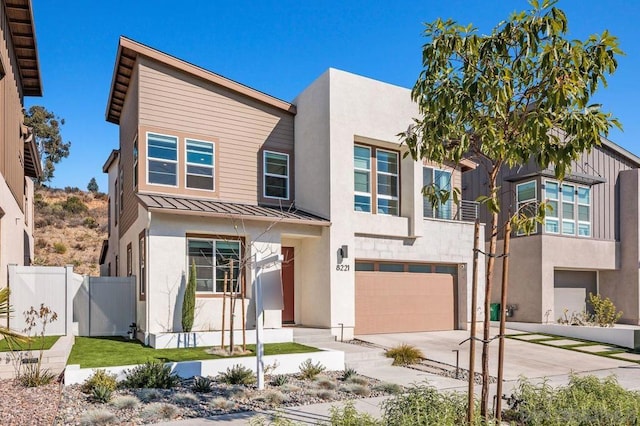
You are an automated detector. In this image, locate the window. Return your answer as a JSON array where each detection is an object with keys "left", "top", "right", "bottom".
[
  {"left": 355, "top": 262, "right": 374, "bottom": 271},
  {"left": 376, "top": 149, "right": 399, "bottom": 215},
  {"left": 354, "top": 146, "right": 371, "bottom": 212},
  {"left": 544, "top": 180, "right": 590, "bottom": 237},
  {"left": 186, "top": 139, "right": 215, "bottom": 190},
  {"left": 133, "top": 136, "right": 138, "bottom": 188},
  {"left": 126, "top": 243, "right": 132, "bottom": 277},
  {"left": 516, "top": 181, "right": 537, "bottom": 235},
  {"left": 139, "top": 232, "right": 146, "bottom": 298},
  {"left": 147, "top": 133, "right": 178, "bottom": 186},
  {"left": 187, "top": 238, "right": 241, "bottom": 293},
  {"left": 423, "top": 167, "right": 452, "bottom": 219},
  {"left": 263, "top": 151, "right": 289, "bottom": 199},
  {"left": 119, "top": 167, "right": 124, "bottom": 218}
]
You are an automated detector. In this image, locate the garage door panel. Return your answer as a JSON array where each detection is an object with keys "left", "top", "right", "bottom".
[{"left": 355, "top": 271, "right": 455, "bottom": 334}]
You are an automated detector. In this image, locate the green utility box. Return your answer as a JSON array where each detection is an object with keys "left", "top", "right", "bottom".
[{"left": 490, "top": 303, "right": 501, "bottom": 321}]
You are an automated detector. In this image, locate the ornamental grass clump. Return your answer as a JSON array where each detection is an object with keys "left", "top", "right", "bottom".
[
  {"left": 79, "top": 408, "right": 117, "bottom": 426},
  {"left": 216, "top": 364, "right": 256, "bottom": 385},
  {"left": 385, "top": 343, "right": 424, "bottom": 366}
]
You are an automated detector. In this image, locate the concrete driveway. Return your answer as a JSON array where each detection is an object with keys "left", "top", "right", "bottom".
[{"left": 356, "top": 328, "right": 636, "bottom": 382}]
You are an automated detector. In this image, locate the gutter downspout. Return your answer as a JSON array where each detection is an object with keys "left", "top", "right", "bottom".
[{"left": 144, "top": 211, "right": 151, "bottom": 345}]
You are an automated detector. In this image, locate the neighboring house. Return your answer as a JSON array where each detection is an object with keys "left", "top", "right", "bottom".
[
  {"left": 102, "top": 37, "right": 484, "bottom": 343},
  {"left": 463, "top": 133, "right": 640, "bottom": 325},
  {"left": 0, "top": 0, "right": 42, "bottom": 288}
]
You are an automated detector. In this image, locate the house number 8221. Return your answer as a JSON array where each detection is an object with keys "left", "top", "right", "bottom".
[{"left": 336, "top": 265, "right": 350, "bottom": 271}]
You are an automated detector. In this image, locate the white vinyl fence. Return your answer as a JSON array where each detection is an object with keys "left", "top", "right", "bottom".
[
  {"left": 8, "top": 265, "right": 135, "bottom": 337},
  {"left": 8, "top": 265, "right": 82, "bottom": 336}
]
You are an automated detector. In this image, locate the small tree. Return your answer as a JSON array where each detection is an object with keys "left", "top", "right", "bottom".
[
  {"left": 181, "top": 260, "right": 196, "bottom": 333},
  {"left": 24, "top": 106, "right": 71, "bottom": 183},
  {"left": 87, "top": 177, "right": 99, "bottom": 193},
  {"left": 401, "top": 0, "right": 621, "bottom": 418}
]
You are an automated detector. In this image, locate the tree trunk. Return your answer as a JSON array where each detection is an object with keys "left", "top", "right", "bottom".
[
  {"left": 467, "top": 220, "right": 481, "bottom": 424},
  {"left": 495, "top": 219, "right": 511, "bottom": 421}
]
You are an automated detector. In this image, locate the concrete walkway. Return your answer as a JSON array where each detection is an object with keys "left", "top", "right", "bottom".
[{"left": 155, "top": 329, "right": 640, "bottom": 425}]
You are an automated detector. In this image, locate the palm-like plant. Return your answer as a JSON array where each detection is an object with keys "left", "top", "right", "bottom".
[{"left": 0, "top": 288, "right": 27, "bottom": 346}]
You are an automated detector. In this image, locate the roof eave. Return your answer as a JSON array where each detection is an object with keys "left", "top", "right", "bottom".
[
  {"left": 102, "top": 149, "right": 119, "bottom": 173},
  {"left": 5, "top": 0, "right": 42, "bottom": 97}
]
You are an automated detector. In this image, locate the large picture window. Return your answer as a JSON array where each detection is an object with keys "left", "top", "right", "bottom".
[
  {"left": 353, "top": 145, "right": 400, "bottom": 216},
  {"left": 147, "top": 133, "right": 178, "bottom": 186},
  {"left": 188, "top": 238, "right": 241, "bottom": 293},
  {"left": 544, "top": 180, "right": 590, "bottom": 237},
  {"left": 263, "top": 151, "right": 289, "bottom": 199},
  {"left": 186, "top": 139, "right": 215, "bottom": 190},
  {"left": 423, "top": 167, "right": 452, "bottom": 219}
]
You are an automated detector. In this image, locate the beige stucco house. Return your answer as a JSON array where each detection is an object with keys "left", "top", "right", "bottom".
[
  {"left": 464, "top": 134, "right": 640, "bottom": 325},
  {"left": 102, "top": 37, "right": 484, "bottom": 344},
  {"left": 0, "top": 0, "right": 42, "bottom": 288}
]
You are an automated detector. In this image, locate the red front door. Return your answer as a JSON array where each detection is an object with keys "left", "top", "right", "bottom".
[{"left": 281, "top": 247, "right": 295, "bottom": 323}]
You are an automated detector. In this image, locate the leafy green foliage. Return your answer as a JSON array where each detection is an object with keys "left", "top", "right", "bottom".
[
  {"left": 121, "top": 360, "right": 180, "bottom": 389},
  {"left": 87, "top": 177, "right": 99, "bottom": 193},
  {"left": 330, "top": 401, "right": 380, "bottom": 426},
  {"left": 53, "top": 242, "right": 67, "bottom": 254},
  {"left": 58, "top": 196, "right": 88, "bottom": 214},
  {"left": 181, "top": 261, "right": 197, "bottom": 332},
  {"left": 91, "top": 385, "right": 113, "bottom": 403},
  {"left": 504, "top": 375, "right": 640, "bottom": 425},
  {"left": 216, "top": 364, "right": 256, "bottom": 385},
  {"left": 382, "top": 384, "right": 474, "bottom": 425},
  {"left": 298, "top": 358, "right": 326, "bottom": 380},
  {"left": 24, "top": 106, "right": 71, "bottom": 183},
  {"left": 385, "top": 343, "right": 424, "bottom": 366},
  {"left": 271, "top": 374, "right": 289, "bottom": 387},
  {"left": 81, "top": 369, "right": 117, "bottom": 393},
  {"left": 589, "top": 293, "right": 623, "bottom": 327},
  {"left": 191, "top": 376, "right": 213, "bottom": 392}
]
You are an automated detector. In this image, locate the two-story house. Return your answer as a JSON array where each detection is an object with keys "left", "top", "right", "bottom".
[
  {"left": 102, "top": 37, "right": 485, "bottom": 345},
  {"left": 0, "top": 0, "right": 42, "bottom": 288},
  {"left": 464, "top": 134, "right": 640, "bottom": 325}
]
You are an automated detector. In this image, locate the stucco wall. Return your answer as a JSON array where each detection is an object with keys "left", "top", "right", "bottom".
[{"left": 0, "top": 176, "right": 32, "bottom": 288}]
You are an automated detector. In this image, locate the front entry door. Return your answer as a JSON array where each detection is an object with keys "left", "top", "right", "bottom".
[{"left": 281, "top": 247, "right": 295, "bottom": 323}]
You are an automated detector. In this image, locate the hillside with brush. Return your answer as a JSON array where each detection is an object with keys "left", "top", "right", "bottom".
[{"left": 33, "top": 187, "right": 108, "bottom": 276}]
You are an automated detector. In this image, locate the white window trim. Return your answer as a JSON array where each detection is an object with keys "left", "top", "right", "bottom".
[
  {"left": 423, "top": 166, "right": 453, "bottom": 220},
  {"left": 577, "top": 186, "right": 591, "bottom": 237},
  {"left": 375, "top": 148, "right": 399, "bottom": 216},
  {"left": 544, "top": 180, "right": 560, "bottom": 234},
  {"left": 354, "top": 145, "right": 372, "bottom": 213},
  {"left": 185, "top": 138, "right": 216, "bottom": 192},
  {"left": 543, "top": 180, "right": 592, "bottom": 237},
  {"left": 146, "top": 131, "right": 179, "bottom": 188},
  {"left": 263, "top": 150, "right": 290, "bottom": 200},
  {"left": 187, "top": 237, "right": 242, "bottom": 294},
  {"left": 516, "top": 180, "right": 537, "bottom": 236},
  {"left": 561, "top": 183, "right": 576, "bottom": 236}
]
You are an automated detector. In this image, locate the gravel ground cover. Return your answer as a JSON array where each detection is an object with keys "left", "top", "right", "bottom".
[
  {"left": 0, "top": 379, "right": 62, "bottom": 425},
  {"left": 51, "top": 371, "right": 398, "bottom": 425}
]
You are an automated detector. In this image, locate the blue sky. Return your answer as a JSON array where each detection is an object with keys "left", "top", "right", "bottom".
[{"left": 28, "top": 1, "right": 640, "bottom": 191}]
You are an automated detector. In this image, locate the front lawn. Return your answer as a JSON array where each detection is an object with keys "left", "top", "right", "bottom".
[
  {"left": 67, "top": 337, "right": 319, "bottom": 368},
  {"left": 0, "top": 335, "right": 60, "bottom": 352}
]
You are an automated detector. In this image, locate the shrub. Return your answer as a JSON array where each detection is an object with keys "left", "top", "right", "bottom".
[
  {"left": 217, "top": 364, "right": 256, "bottom": 385},
  {"left": 79, "top": 408, "right": 117, "bottom": 425},
  {"left": 136, "top": 388, "right": 161, "bottom": 402},
  {"left": 82, "top": 369, "right": 117, "bottom": 393},
  {"left": 141, "top": 403, "right": 179, "bottom": 421},
  {"left": 330, "top": 401, "right": 380, "bottom": 426},
  {"left": 172, "top": 392, "right": 199, "bottom": 405},
  {"left": 91, "top": 385, "right": 113, "bottom": 403},
  {"left": 271, "top": 374, "right": 289, "bottom": 387},
  {"left": 122, "top": 360, "right": 179, "bottom": 389},
  {"left": 374, "top": 382, "right": 403, "bottom": 394},
  {"left": 209, "top": 397, "right": 235, "bottom": 410},
  {"left": 181, "top": 261, "right": 196, "bottom": 332},
  {"left": 192, "top": 376, "right": 213, "bottom": 392},
  {"left": 313, "top": 389, "right": 335, "bottom": 400},
  {"left": 255, "top": 389, "right": 287, "bottom": 406},
  {"left": 280, "top": 383, "right": 301, "bottom": 393},
  {"left": 314, "top": 376, "right": 337, "bottom": 390},
  {"left": 341, "top": 383, "right": 371, "bottom": 397},
  {"left": 110, "top": 395, "right": 139, "bottom": 410},
  {"left": 17, "top": 363, "right": 56, "bottom": 387},
  {"left": 589, "top": 293, "right": 623, "bottom": 327},
  {"left": 385, "top": 343, "right": 424, "bottom": 366},
  {"left": 59, "top": 195, "right": 88, "bottom": 214},
  {"left": 53, "top": 242, "right": 67, "bottom": 254},
  {"left": 341, "top": 367, "right": 358, "bottom": 381},
  {"left": 298, "top": 358, "right": 325, "bottom": 380},
  {"left": 83, "top": 217, "right": 98, "bottom": 229},
  {"left": 345, "top": 375, "right": 369, "bottom": 386},
  {"left": 226, "top": 385, "right": 251, "bottom": 399},
  {"left": 381, "top": 384, "right": 470, "bottom": 425}
]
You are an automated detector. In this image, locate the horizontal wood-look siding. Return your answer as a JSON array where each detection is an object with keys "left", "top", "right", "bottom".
[
  {"left": 463, "top": 143, "right": 638, "bottom": 241},
  {"left": 0, "top": 5, "right": 26, "bottom": 209},
  {"left": 118, "top": 63, "right": 140, "bottom": 237},
  {"left": 137, "top": 58, "right": 294, "bottom": 206}
]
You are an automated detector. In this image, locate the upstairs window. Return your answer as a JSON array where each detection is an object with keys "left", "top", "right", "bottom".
[
  {"left": 263, "top": 151, "right": 289, "bottom": 199},
  {"left": 544, "top": 180, "right": 591, "bottom": 237},
  {"left": 354, "top": 146, "right": 371, "bottom": 212},
  {"left": 561, "top": 184, "right": 575, "bottom": 235},
  {"left": 516, "top": 181, "right": 537, "bottom": 235},
  {"left": 133, "top": 136, "right": 138, "bottom": 188},
  {"left": 376, "top": 149, "right": 399, "bottom": 215},
  {"left": 423, "top": 167, "right": 452, "bottom": 220},
  {"left": 188, "top": 238, "right": 241, "bottom": 293},
  {"left": 577, "top": 187, "right": 591, "bottom": 237},
  {"left": 545, "top": 181, "right": 559, "bottom": 233},
  {"left": 147, "top": 133, "right": 178, "bottom": 186},
  {"left": 186, "top": 139, "right": 215, "bottom": 190}
]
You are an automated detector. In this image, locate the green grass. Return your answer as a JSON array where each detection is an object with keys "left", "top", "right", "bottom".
[
  {"left": 67, "top": 337, "right": 320, "bottom": 368},
  {"left": 0, "top": 335, "right": 60, "bottom": 352}
]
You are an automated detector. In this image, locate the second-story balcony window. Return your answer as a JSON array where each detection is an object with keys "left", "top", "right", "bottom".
[
  {"left": 354, "top": 145, "right": 400, "bottom": 216},
  {"left": 186, "top": 139, "right": 215, "bottom": 191},
  {"left": 423, "top": 167, "right": 452, "bottom": 220},
  {"left": 148, "top": 133, "right": 178, "bottom": 186},
  {"left": 263, "top": 151, "right": 289, "bottom": 199}
]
